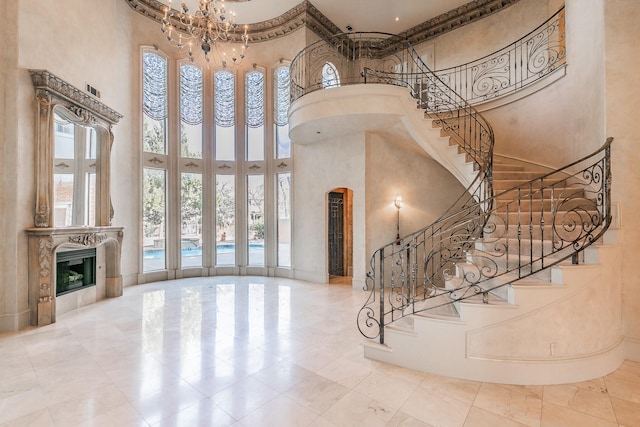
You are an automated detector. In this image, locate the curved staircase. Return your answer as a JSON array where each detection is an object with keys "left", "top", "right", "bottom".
[
  {"left": 360, "top": 153, "right": 623, "bottom": 385},
  {"left": 288, "top": 8, "right": 622, "bottom": 384}
]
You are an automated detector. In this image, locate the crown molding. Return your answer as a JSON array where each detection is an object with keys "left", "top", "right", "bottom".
[
  {"left": 124, "top": 0, "right": 521, "bottom": 45},
  {"left": 124, "top": 0, "right": 340, "bottom": 43},
  {"left": 400, "top": 0, "right": 522, "bottom": 45}
]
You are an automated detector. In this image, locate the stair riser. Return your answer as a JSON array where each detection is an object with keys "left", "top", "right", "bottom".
[
  {"left": 493, "top": 164, "right": 525, "bottom": 172},
  {"left": 493, "top": 187, "right": 585, "bottom": 199},
  {"left": 475, "top": 239, "right": 556, "bottom": 257},
  {"left": 455, "top": 257, "right": 553, "bottom": 282},
  {"left": 493, "top": 171, "right": 552, "bottom": 180},
  {"left": 492, "top": 178, "right": 568, "bottom": 191}
]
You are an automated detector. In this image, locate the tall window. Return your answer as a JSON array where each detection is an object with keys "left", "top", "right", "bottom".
[
  {"left": 141, "top": 49, "right": 293, "bottom": 275},
  {"left": 142, "top": 50, "right": 168, "bottom": 272},
  {"left": 246, "top": 68, "right": 266, "bottom": 266},
  {"left": 180, "top": 62, "right": 204, "bottom": 268},
  {"left": 274, "top": 65, "right": 292, "bottom": 267}
]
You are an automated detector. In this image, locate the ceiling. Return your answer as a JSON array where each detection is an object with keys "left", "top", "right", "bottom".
[{"left": 160, "top": 0, "right": 473, "bottom": 34}]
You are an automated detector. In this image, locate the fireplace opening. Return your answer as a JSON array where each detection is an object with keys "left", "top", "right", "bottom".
[{"left": 56, "top": 248, "right": 97, "bottom": 296}]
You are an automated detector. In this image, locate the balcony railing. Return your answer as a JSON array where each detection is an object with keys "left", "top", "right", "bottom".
[{"left": 433, "top": 6, "right": 565, "bottom": 105}]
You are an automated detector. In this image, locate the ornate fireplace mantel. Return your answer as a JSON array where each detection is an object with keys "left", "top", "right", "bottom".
[
  {"left": 26, "top": 70, "right": 125, "bottom": 326},
  {"left": 25, "top": 226, "right": 124, "bottom": 326}
]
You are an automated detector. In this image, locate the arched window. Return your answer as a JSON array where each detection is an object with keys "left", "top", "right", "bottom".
[
  {"left": 179, "top": 62, "right": 204, "bottom": 267},
  {"left": 214, "top": 69, "right": 236, "bottom": 162},
  {"left": 246, "top": 69, "right": 265, "bottom": 161},
  {"left": 142, "top": 51, "right": 168, "bottom": 154},
  {"left": 322, "top": 62, "right": 340, "bottom": 89},
  {"left": 274, "top": 66, "right": 291, "bottom": 159},
  {"left": 214, "top": 69, "right": 236, "bottom": 265},
  {"left": 142, "top": 50, "right": 168, "bottom": 272},
  {"left": 245, "top": 68, "right": 266, "bottom": 266},
  {"left": 140, "top": 50, "right": 294, "bottom": 276},
  {"left": 179, "top": 63, "right": 203, "bottom": 158},
  {"left": 274, "top": 64, "right": 291, "bottom": 267}
]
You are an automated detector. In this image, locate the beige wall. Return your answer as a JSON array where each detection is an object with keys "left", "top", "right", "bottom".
[
  {"left": 605, "top": 0, "right": 640, "bottom": 352},
  {"left": 0, "top": 1, "right": 24, "bottom": 331},
  {"left": 0, "top": 0, "right": 136, "bottom": 331},
  {"left": 292, "top": 134, "right": 367, "bottom": 285},
  {"left": 431, "top": 0, "right": 550, "bottom": 70},
  {"left": 365, "top": 133, "right": 466, "bottom": 257}
]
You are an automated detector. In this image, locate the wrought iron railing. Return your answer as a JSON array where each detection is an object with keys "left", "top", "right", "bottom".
[
  {"left": 433, "top": 6, "right": 565, "bottom": 105},
  {"left": 288, "top": 10, "right": 586, "bottom": 345},
  {"left": 357, "top": 139, "right": 612, "bottom": 343},
  {"left": 290, "top": 32, "right": 495, "bottom": 173},
  {"left": 290, "top": 5, "right": 565, "bottom": 107}
]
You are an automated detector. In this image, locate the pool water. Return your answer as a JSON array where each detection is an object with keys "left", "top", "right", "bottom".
[{"left": 144, "top": 243, "right": 263, "bottom": 259}]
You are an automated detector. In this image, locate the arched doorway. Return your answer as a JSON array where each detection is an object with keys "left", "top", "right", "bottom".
[{"left": 328, "top": 188, "right": 353, "bottom": 284}]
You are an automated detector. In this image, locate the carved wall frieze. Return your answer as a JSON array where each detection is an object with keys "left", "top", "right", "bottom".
[
  {"left": 38, "top": 237, "right": 53, "bottom": 278},
  {"left": 35, "top": 89, "right": 52, "bottom": 114},
  {"left": 35, "top": 204, "right": 50, "bottom": 228},
  {"left": 29, "top": 70, "right": 123, "bottom": 125},
  {"left": 39, "top": 284, "right": 52, "bottom": 303},
  {"left": 124, "top": 0, "right": 521, "bottom": 47},
  {"left": 68, "top": 233, "right": 107, "bottom": 247},
  {"left": 67, "top": 105, "right": 98, "bottom": 126}
]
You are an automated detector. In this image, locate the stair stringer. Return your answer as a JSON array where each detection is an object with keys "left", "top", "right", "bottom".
[
  {"left": 397, "top": 103, "right": 478, "bottom": 189},
  {"left": 363, "top": 229, "right": 625, "bottom": 385}
]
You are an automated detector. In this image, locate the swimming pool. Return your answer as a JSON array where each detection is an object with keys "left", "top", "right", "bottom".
[{"left": 143, "top": 242, "right": 264, "bottom": 259}]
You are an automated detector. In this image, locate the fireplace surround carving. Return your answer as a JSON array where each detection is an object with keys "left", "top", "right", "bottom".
[{"left": 26, "top": 70, "right": 124, "bottom": 326}]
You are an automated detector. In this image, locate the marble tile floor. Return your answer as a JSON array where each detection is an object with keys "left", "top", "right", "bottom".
[{"left": 1, "top": 276, "right": 639, "bottom": 427}]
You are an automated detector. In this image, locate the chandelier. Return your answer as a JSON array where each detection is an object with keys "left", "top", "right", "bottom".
[{"left": 161, "top": 0, "right": 250, "bottom": 66}]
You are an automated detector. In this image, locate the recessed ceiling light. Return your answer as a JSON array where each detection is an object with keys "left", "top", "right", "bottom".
[{"left": 395, "top": 17, "right": 400, "bottom": 21}]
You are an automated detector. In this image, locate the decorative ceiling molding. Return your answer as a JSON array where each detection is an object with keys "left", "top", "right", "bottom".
[
  {"left": 124, "top": 0, "right": 340, "bottom": 43},
  {"left": 124, "top": 0, "right": 521, "bottom": 45},
  {"left": 400, "top": 0, "right": 522, "bottom": 45}
]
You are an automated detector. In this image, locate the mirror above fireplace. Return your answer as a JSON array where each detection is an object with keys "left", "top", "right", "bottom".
[{"left": 29, "top": 69, "right": 122, "bottom": 228}]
